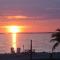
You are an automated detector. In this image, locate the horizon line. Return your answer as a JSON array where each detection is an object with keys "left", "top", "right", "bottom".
[{"left": 0, "top": 32, "right": 53, "bottom": 34}]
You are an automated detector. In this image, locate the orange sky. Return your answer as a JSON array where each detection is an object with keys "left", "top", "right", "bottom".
[
  {"left": 0, "top": 17, "right": 60, "bottom": 33},
  {"left": 0, "top": 0, "right": 60, "bottom": 33}
]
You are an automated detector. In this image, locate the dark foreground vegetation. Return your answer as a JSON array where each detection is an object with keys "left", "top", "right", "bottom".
[{"left": 0, "top": 52, "right": 60, "bottom": 60}]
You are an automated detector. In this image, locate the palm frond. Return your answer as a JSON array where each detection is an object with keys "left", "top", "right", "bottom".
[
  {"left": 56, "top": 29, "right": 60, "bottom": 31},
  {"left": 51, "top": 33, "right": 56, "bottom": 37},
  {"left": 52, "top": 42, "right": 59, "bottom": 52},
  {"left": 50, "top": 39, "right": 56, "bottom": 42},
  {"left": 50, "top": 28, "right": 60, "bottom": 52},
  {"left": 52, "top": 31, "right": 60, "bottom": 38},
  {"left": 51, "top": 38, "right": 60, "bottom": 42}
]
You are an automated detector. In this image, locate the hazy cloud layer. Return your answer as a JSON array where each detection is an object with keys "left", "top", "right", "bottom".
[{"left": 0, "top": 0, "right": 60, "bottom": 20}]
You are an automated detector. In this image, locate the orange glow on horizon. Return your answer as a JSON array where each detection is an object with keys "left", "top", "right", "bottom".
[
  {"left": 6, "top": 26, "right": 20, "bottom": 33},
  {"left": 8, "top": 26, "right": 20, "bottom": 33},
  {"left": 5, "top": 25, "right": 29, "bottom": 33}
]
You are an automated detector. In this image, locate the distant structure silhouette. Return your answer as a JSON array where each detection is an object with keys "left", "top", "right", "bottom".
[
  {"left": 30, "top": 40, "right": 32, "bottom": 60},
  {"left": 23, "top": 45, "right": 24, "bottom": 52},
  {"left": 11, "top": 47, "right": 15, "bottom": 54},
  {"left": 16, "top": 48, "right": 20, "bottom": 54}
]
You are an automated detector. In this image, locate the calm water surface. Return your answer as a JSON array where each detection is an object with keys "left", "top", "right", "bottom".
[{"left": 0, "top": 33, "right": 60, "bottom": 53}]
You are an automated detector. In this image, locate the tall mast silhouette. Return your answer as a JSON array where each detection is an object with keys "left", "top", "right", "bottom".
[{"left": 30, "top": 40, "right": 32, "bottom": 60}]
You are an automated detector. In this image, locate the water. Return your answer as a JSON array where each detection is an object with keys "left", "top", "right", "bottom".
[{"left": 0, "top": 32, "right": 60, "bottom": 53}]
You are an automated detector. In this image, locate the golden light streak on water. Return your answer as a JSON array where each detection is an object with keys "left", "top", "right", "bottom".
[{"left": 12, "top": 33, "right": 16, "bottom": 52}]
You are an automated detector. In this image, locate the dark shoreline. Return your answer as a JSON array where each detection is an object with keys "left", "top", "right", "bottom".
[{"left": 0, "top": 52, "right": 60, "bottom": 60}]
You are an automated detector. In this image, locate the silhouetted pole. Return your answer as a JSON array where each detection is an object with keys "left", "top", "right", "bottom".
[
  {"left": 23, "top": 45, "right": 24, "bottom": 52},
  {"left": 31, "top": 40, "right": 32, "bottom": 52},
  {"left": 30, "top": 40, "right": 32, "bottom": 60}
]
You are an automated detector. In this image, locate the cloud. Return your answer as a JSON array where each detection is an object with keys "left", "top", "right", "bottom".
[
  {"left": 0, "top": 16, "right": 29, "bottom": 20},
  {"left": 4, "top": 16, "right": 28, "bottom": 19},
  {"left": 0, "top": 15, "right": 43, "bottom": 21},
  {"left": 0, "top": 0, "right": 60, "bottom": 20}
]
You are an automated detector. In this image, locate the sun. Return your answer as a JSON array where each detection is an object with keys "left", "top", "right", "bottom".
[{"left": 9, "top": 26, "right": 20, "bottom": 33}]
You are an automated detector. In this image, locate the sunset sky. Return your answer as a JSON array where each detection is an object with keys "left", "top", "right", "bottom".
[{"left": 0, "top": 0, "right": 60, "bottom": 32}]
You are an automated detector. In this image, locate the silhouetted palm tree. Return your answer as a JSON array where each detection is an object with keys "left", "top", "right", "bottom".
[{"left": 50, "top": 28, "right": 60, "bottom": 52}]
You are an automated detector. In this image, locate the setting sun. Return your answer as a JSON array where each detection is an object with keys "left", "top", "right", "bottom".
[{"left": 8, "top": 26, "right": 20, "bottom": 33}]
